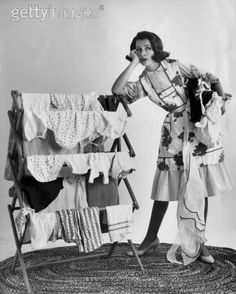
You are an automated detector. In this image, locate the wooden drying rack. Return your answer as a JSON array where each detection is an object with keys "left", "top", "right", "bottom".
[{"left": 7, "top": 90, "right": 144, "bottom": 294}]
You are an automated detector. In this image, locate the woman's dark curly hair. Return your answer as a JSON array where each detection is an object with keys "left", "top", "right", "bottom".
[{"left": 130, "top": 31, "right": 170, "bottom": 62}]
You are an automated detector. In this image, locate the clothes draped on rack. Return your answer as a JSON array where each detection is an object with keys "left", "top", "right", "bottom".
[
  {"left": 30, "top": 174, "right": 120, "bottom": 214},
  {"left": 23, "top": 109, "right": 127, "bottom": 149},
  {"left": 26, "top": 151, "right": 135, "bottom": 183},
  {"left": 106, "top": 204, "right": 133, "bottom": 242},
  {"left": 9, "top": 91, "right": 136, "bottom": 252},
  {"left": 50, "top": 92, "right": 104, "bottom": 112},
  {"left": 41, "top": 176, "right": 88, "bottom": 213},
  {"left": 6, "top": 89, "right": 144, "bottom": 294},
  {"left": 22, "top": 91, "right": 128, "bottom": 149},
  {"left": 15, "top": 205, "right": 133, "bottom": 252},
  {"left": 21, "top": 92, "right": 103, "bottom": 112},
  {"left": 4, "top": 92, "right": 128, "bottom": 180},
  {"left": 86, "top": 175, "right": 119, "bottom": 208},
  {"left": 21, "top": 177, "right": 64, "bottom": 212},
  {"left": 75, "top": 207, "right": 102, "bottom": 252}
]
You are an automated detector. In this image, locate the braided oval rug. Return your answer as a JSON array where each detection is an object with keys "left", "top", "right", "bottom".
[{"left": 0, "top": 243, "right": 236, "bottom": 294}]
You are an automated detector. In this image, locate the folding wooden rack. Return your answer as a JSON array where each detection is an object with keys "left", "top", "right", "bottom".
[{"left": 6, "top": 90, "right": 144, "bottom": 294}]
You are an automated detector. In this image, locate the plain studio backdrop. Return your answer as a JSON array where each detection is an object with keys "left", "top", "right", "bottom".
[{"left": 0, "top": 0, "right": 235, "bottom": 261}]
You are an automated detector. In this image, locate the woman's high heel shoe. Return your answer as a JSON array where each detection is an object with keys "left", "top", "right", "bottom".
[
  {"left": 126, "top": 237, "right": 160, "bottom": 257},
  {"left": 198, "top": 244, "right": 215, "bottom": 264},
  {"left": 198, "top": 254, "right": 215, "bottom": 264}
]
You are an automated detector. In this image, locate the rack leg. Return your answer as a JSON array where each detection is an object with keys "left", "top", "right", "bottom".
[
  {"left": 8, "top": 205, "right": 32, "bottom": 293},
  {"left": 122, "top": 133, "right": 136, "bottom": 157},
  {"left": 11, "top": 224, "right": 28, "bottom": 273},
  {"left": 110, "top": 139, "right": 119, "bottom": 152},
  {"left": 117, "top": 138, "right": 121, "bottom": 151},
  {"left": 11, "top": 250, "right": 19, "bottom": 273},
  {"left": 123, "top": 178, "right": 140, "bottom": 210},
  {"left": 127, "top": 239, "right": 145, "bottom": 271},
  {"left": 107, "top": 242, "right": 118, "bottom": 258}
]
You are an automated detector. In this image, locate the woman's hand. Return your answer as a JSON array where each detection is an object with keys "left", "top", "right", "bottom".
[
  {"left": 111, "top": 49, "right": 140, "bottom": 96},
  {"left": 129, "top": 49, "right": 140, "bottom": 65}
]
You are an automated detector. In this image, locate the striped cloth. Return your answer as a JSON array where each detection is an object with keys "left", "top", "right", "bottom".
[
  {"left": 58, "top": 207, "right": 102, "bottom": 253},
  {"left": 58, "top": 210, "right": 84, "bottom": 252},
  {"left": 76, "top": 207, "right": 103, "bottom": 252}
]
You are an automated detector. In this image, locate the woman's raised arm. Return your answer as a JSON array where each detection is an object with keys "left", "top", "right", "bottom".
[{"left": 111, "top": 50, "right": 139, "bottom": 96}]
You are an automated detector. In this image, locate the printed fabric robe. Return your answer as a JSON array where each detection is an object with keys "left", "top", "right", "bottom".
[{"left": 124, "top": 58, "right": 233, "bottom": 265}]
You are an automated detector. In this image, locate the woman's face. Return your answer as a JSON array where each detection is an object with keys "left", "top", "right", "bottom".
[{"left": 135, "top": 39, "right": 157, "bottom": 69}]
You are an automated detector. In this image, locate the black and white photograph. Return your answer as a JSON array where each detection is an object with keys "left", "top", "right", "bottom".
[{"left": 0, "top": 0, "right": 236, "bottom": 293}]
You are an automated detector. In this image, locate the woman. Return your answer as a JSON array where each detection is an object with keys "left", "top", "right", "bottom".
[{"left": 112, "top": 31, "right": 232, "bottom": 265}]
